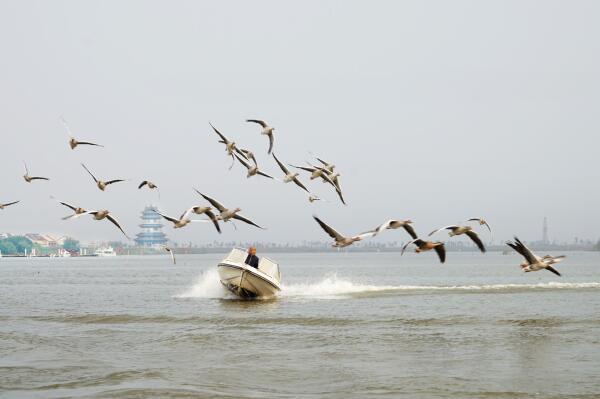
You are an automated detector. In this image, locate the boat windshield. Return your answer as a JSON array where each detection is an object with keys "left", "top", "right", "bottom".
[{"left": 223, "top": 248, "right": 281, "bottom": 282}]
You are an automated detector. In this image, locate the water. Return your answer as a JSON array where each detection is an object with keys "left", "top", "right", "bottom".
[{"left": 1, "top": 252, "right": 600, "bottom": 398}]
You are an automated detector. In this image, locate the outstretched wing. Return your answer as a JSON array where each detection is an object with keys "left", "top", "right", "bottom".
[
  {"left": 465, "top": 230, "right": 486, "bottom": 253},
  {"left": 401, "top": 239, "right": 420, "bottom": 255},
  {"left": 290, "top": 164, "right": 316, "bottom": 173},
  {"left": 205, "top": 209, "right": 221, "bottom": 234},
  {"left": 428, "top": 225, "right": 458, "bottom": 236},
  {"left": 267, "top": 133, "right": 274, "bottom": 154},
  {"left": 257, "top": 170, "right": 274, "bottom": 179},
  {"left": 77, "top": 141, "right": 103, "bottom": 147},
  {"left": 545, "top": 265, "right": 561, "bottom": 277},
  {"left": 292, "top": 177, "right": 310, "bottom": 193},
  {"left": 81, "top": 163, "right": 98, "bottom": 183},
  {"left": 272, "top": 153, "right": 290, "bottom": 175},
  {"left": 105, "top": 179, "right": 125, "bottom": 186},
  {"left": 209, "top": 122, "right": 229, "bottom": 143},
  {"left": 1, "top": 200, "right": 20, "bottom": 208},
  {"left": 193, "top": 190, "right": 226, "bottom": 212},
  {"left": 138, "top": 181, "right": 148, "bottom": 189},
  {"left": 233, "top": 214, "right": 265, "bottom": 229},
  {"left": 246, "top": 119, "right": 267, "bottom": 128},
  {"left": 29, "top": 177, "right": 50, "bottom": 181},
  {"left": 154, "top": 210, "right": 180, "bottom": 224},
  {"left": 313, "top": 216, "right": 344, "bottom": 241},
  {"left": 105, "top": 214, "right": 129, "bottom": 239},
  {"left": 434, "top": 244, "right": 446, "bottom": 263}
]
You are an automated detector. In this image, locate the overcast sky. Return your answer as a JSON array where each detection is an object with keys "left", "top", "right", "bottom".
[{"left": 0, "top": 0, "right": 598, "bottom": 245}]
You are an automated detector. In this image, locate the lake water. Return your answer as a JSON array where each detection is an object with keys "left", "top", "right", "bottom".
[{"left": 1, "top": 251, "right": 599, "bottom": 398}]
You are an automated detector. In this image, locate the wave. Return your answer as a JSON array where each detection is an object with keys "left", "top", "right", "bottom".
[{"left": 175, "top": 270, "right": 600, "bottom": 300}]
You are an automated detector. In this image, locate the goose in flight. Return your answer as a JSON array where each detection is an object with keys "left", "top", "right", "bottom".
[
  {"left": 52, "top": 197, "right": 87, "bottom": 220},
  {"left": 138, "top": 180, "right": 158, "bottom": 190},
  {"left": 235, "top": 148, "right": 257, "bottom": 166},
  {"left": 308, "top": 195, "right": 323, "bottom": 203},
  {"left": 315, "top": 157, "right": 335, "bottom": 174},
  {"left": 70, "top": 209, "right": 129, "bottom": 239},
  {"left": 401, "top": 239, "right": 446, "bottom": 263},
  {"left": 81, "top": 164, "right": 125, "bottom": 191},
  {"left": 292, "top": 164, "right": 346, "bottom": 204},
  {"left": 313, "top": 216, "right": 375, "bottom": 248},
  {"left": 60, "top": 116, "right": 104, "bottom": 150},
  {"left": 194, "top": 191, "right": 265, "bottom": 229},
  {"left": 428, "top": 225, "right": 486, "bottom": 253},
  {"left": 154, "top": 208, "right": 210, "bottom": 229},
  {"left": 187, "top": 198, "right": 221, "bottom": 234},
  {"left": 165, "top": 247, "right": 176, "bottom": 265},
  {"left": 506, "top": 237, "right": 564, "bottom": 276},
  {"left": 0, "top": 200, "right": 19, "bottom": 210},
  {"left": 363, "top": 219, "right": 417, "bottom": 239},
  {"left": 210, "top": 122, "right": 239, "bottom": 169},
  {"left": 272, "top": 154, "right": 310, "bottom": 193},
  {"left": 23, "top": 161, "right": 49, "bottom": 183},
  {"left": 234, "top": 154, "right": 274, "bottom": 179},
  {"left": 246, "top": 119, "right": 275, "bottom": 154},
  {"left": 468, "top": 218, "right": 492, "bottom": 234}
]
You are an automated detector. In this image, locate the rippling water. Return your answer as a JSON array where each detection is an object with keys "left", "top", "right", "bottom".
[{"left": 1, "top": 251, "right": 599, "bottom": 398}]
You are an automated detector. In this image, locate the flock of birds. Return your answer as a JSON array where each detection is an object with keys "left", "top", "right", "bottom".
[{"left": 0, "top": 117, "right": 567, "bottom": 276}]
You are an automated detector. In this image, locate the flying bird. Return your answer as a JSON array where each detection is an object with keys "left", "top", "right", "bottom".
[
  {"left": 428, "top": 225, "right": 486, "bottom": 253},
  {"left": 315, "top": 157, "right": 335, "bottom": 174},
  {"left": 138, "top": 180, "right": 158, "bottom": 190},
  {"left": 60, "top": 116, "right": 104, "bottom": 150},
  {"left": 468, "top": 217, "right": 492, "bottom": 234},
  {"left": 69, "top": 209, "right": 129, "bottom": 239},
  {"left": 154, "top": 208, "right": 210, "bottom": 229},
  {"left": 272, "top": 153, "right": 310, "bottom": 193},
  {"left": 210, "top": 122, "right": 239, "bottom": 169},
  {"left": 81, "top": 163, "right": 125, "bottom": 191},
  {"left": 52, "top": 197, "right": 87, "bottom": 220},
  {"left": 188, "top": 194, "right": 222, "bottom": 234},
  {"left": 195, "top": 191, "right": 265, "bottom": 229},
  {"left": 292, "top": 164, "right": 345, "bottom": 204},
  {"left": 235, "top": 148, "right": 257, "bottom": 166},
  {"left": 401, "top": 239, "right": 446, "bottom": 263},
  {"left": 0, "top": 200, "right": 19, "bottom": 210},
  {"left": 246, "top": 119, "right": 275, "bottom": 154},
  {"left": 164, "top": 247, "right": 176, "bottom": 265},
  {"left": 234, "top": 154, "right": 274, "bottom": 179},
  {"left": 363, "top": 219, "right": 417, "bottom": 240},
  {"left": 313, "top": 216, "right": 375, "bottom": 248},
  {"left": 23, "top": 161, "right": 49, "bottom": 183},
  {"left": 506, "top": 237, "right": 565, "bottom": 276}
]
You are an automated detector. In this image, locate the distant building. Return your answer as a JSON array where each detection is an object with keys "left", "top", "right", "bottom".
[
  {"left": 134, "top": 206, "right": 168, "bottom": 248},
  {"left": 24, "top": 233, "right": 65, "bottom": 248}
]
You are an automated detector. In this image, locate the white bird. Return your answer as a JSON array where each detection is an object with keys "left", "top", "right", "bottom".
[
  {"left": 428, "top": 225, "right": 486, "bottom": 253},
  {"left": 234, "top": 154, "right": 274, "bottom": 179},
  {"left": 165, "top": 247, "right": 176, "bottom": 265},
  {"left": 210, "top": 122, "right": 239, "bottom": 169},
  {"left": 0, "top": 200, "right": 19, "bottom": 210},
  {"left": 81, "top": 164, "right": 125, "bottom": 191},
  {"left": 195, "top": 191, "right": 265, "bottom": 229},
  {"left": 23, "top": 161, "right": 49, "bottom": 183},
  {"left": 272, "top": 153, "right": 310, "bottom": 193},
  {"left": 246, "top": 119, "right": 275, "bottom": 154},
  {"left": 154, "top": 208, "right": 210, "bottom": 229},
  {"left": 363, "top": 219, "right": 417, "bottom": 240},
  {"left": 506, "top": 237, "right": 565, "bottom": 276},
  {"left": 313, "top": 216, "right": 375, "bottom": 248},
  {"left": 401, "top": 239, "right": 446, "bottom": 263},
  {"left": 60, "top": 116, "right": 104, "bottom": 150}
]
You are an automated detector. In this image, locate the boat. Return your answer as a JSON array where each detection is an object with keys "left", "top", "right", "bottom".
[
  {"left": 217, "top": 248, "right": 281, "bottom": 299},
  {"left": 94, "top": 246, "right": 117, "bottom": 257}
]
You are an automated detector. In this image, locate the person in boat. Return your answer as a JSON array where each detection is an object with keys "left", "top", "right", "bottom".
[{"left": 245, "top": 246, "right": 259, "bottom": 268}]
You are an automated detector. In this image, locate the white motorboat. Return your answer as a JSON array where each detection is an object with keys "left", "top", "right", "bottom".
[
  {"left": 218, "top": 248, "right": 281, "bottom": 299},
  {"left": 94, "top": 246, "right": 117, "bottom": 257}
]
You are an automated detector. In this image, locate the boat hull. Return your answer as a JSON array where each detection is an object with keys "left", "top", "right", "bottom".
[{"left": 218, "top": 263, "right": 281, "bottom": 299}]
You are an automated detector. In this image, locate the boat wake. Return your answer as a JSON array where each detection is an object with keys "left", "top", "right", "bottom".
[{"left": 176, "top": 270, "right": 600, "bottom": 300}]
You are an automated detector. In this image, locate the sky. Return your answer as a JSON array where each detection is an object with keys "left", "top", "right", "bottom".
[{"left": 0, "top": 0, "right": 598, "bottom": 245}]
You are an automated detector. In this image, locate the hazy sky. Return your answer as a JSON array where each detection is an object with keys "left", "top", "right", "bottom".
[{"left": 0, "top": 1, "right": 598, "bottom": 245}]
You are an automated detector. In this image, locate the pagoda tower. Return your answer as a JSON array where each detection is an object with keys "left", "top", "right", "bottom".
[{"left": 135, "top": 206, "right": 168, "bottom": 247}]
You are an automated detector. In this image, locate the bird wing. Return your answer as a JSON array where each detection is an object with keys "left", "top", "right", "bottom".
[
  {"left": 316, "top": 157, "right": 330, "bottom": 167},
  {"left": 205, "top": 209, "right": 221, "bottom": 234},
  {"left": 105, "top": 179, "right": 125, "bottom": 185},
  {"left": 545, "top": 265, "right": 561, "bottom": 277},
  {"left": 257, "top": 170, "right": 274, "bottom": 179},
  {"left": 272, "top": 153, "right": 290, "bottom": 175},
  {"left": 233, "top": 214, "right": 265, "bottom": 229},
  {"left": 434, "top": 244, "right": 446, "bottom": 263},
  {"left": 514, "top": 237, "right": 538, "bottom": 264},
  {"left": 138, "top": 181, "right": 148, "bottom": 189},
  {"left": 468, "top": 218, "right": 492, "bottom": 233},
  {"left": 292, "top": 177, "right": 310, "bottom": 193},
  {"left": 334, "top": 187, "right": 346, "bottom": 205},
  {"left": 234, "top": 154, "right": 251, "bottom": 170},
  {"left": 290, "top": 164, "right": 316, "bottom": 173},
  {"left": 77, "top": 141, "right": 103, "bottom": 147},
  {"left": 428, "top": 225, "right": 458, "bottom": 236},
  {"left": 465, "top": 230, "right": 486, "bottom": 253},
  {"left": 155, "top": 211, "right": 180, "bottom": 224},
  {"left": 246, "top": 119, "right": 267, "bottom": 128},
  {"left": 313, "top": 216, "right": 344, "bottom": 241},
  {"left": 267, "top": 133, "right": 274, "bottom": 154},
  {"left": 1, "top": 200, "right": 20, "bottom": 207},
  {"left": 194, "top": 190, "right": 226, "bottom": 212},
  {"left": 401, "top": 239, "right": 420, "bottom": 255},
  {"left": 209, "top": 122, "right": 229, "bottom": 143},
  {"left": 81, "top": 163, "right": 98, "bottom": 183},
  {"left": 58, "top": 201, "right": 78, "bottom": 212},
  {"left": 30, "top": 177, "right": 50, "bottom": 181},
  {"left": 403, "top": 224, "right": 418, "bottom": 240},
  {"left": 105, "top": 214, "right": 130, "bottom": 239}
]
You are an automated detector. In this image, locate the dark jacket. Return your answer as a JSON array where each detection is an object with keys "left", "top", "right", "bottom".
[{"left": 245, "top": 254, "right": 259, "bottom": 268}]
